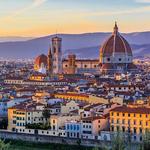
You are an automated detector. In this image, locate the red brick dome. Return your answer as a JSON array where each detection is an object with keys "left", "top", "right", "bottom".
[
  {"left": 100, "top": 23, "right": 132, "bottom": 57},
  {"left": 34, "top": 54, "right": 47, "bottom": 66}
]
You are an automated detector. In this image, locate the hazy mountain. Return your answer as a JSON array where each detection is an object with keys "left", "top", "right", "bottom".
[
  {"left": 0, "top": 32, "right": 150, "bottom": 59},
  {"left": 0, "top": 37, "right": 33, "bottom": 42}
]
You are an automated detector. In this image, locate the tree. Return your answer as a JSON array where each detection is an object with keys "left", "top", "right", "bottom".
[
  {"left": 141, "top": 129, "right": 150, "bottom": 150},
  {"left": 0, "top": 139, "right": 10, "bottom": 150},
  {"left": 111, "top": 132, "right": 126, "bottom": 150},
  {"left": 42, "top": 106, "right": 50, "bottom": 121},
  {"left": 0, "top": 118, "right": 8, "bottom": 129}
]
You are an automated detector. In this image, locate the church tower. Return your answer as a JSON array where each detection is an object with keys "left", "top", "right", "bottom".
[
  {"left": 47, "top": 46, "right": 53, "bottom": 74},
  {"left": 52, "top": 36, "right": 62, "bottom": 74}
]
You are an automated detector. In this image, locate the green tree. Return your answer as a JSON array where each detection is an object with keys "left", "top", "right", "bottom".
[
  {"left": 141, "top": 129, "right": 150, "bottom": 150},
  {"left": 0, "top": 139, "right": 10, "bottom": 150},
  {"left": 111, "top": 132, "right": 126, "bottom": 150},
  {"left": 42, "top": 106, "right": 50, "bottom": 121},
  {"left": 0, "top": 118, "right": 8, "bottom": 129}
]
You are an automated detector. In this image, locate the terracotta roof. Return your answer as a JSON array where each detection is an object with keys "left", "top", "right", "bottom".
[
  {"left": 100, "top": 25, "right": 132, "bottom": 57},
  {"left": 34, "top": 54, "right": 47, "bottom": 66},
  {"left": 111, "top": 105, "right": 150, "bottom": 114}
]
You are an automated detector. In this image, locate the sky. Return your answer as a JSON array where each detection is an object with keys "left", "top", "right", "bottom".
[{"left": 0, "top": 0, "right": 150, "bottom": 37}]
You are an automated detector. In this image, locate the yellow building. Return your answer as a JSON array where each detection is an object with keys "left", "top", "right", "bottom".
[
  {"left": 29, "top": 74, "right": 47, "bottom": 81},
  {"left": 54, "top": 93, "right": 89, "bottom": 102},
  {"left": 54, "top": 92, "right": 122, "bottom": 104},
  {"left": 110, "top": 105, "right": 150, "bottom": 142},
  {"left": 8, "top": 101, "right": 45, "bottom": 132}
]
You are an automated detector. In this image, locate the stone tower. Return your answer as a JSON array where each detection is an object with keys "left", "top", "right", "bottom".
[
  {"left": 68, "top": 54, "right": 76, "bottom": 74},
  {"left": 47, "top": 46, "right": 53, "bottom": 74},
  {"left": 52, "top": 36, "right": 62, "bottom": 74}
]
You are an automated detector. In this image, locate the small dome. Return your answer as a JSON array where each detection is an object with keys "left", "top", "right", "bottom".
[
  {"left": 100, "top": 22, "right": 132, "bottom": 57},
  {"left": 35, "top": 54, "right": 47, "bottom": 66}
]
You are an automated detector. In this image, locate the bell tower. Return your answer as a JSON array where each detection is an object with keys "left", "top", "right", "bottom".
[{"left": 52, "top": 35, "right": 62, "bottom": 74}]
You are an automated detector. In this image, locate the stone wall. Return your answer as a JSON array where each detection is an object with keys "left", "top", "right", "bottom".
[{"left": 0, "top": 130, "right": 109, "bottom": 148}]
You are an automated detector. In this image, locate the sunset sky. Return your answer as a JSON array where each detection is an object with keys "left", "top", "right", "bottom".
[{"left": 0, "top": 0, "right": 150, "bottom": 37}]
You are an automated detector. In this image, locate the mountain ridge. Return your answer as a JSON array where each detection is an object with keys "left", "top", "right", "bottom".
[{"left": 0, "top": 32, "right": 150, "bottom": 59}]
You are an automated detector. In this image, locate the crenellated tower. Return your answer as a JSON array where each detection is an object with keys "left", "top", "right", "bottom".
[{"left": 52, "top": 36, "right": 62, "bottom": 74}]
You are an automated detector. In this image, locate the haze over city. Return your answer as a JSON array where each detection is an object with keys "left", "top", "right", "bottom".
[
  {"left": 0, "top": 1, "right": 150, "bottom": 150},
  {"left": 0, "top": 0, "right": 150, "bottom": 37}
]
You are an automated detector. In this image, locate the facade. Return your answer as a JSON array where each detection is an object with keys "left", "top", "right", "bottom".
[
  {"left": 65, "top": 121, "right": 81, "bottom": 138},
  {"left": 7, "top": 101, "right": 45, "bottom": 131},
  {"left": 99, "top": 22, "right": 137, "bottom": 74},
  {"left": 63, "top": 58, "right": 99, "bottom": 74},
  {"left": 34, "top": 23, "right": 137, "bottom": 75},
  {"left": 110, "top": 105, "right": 150, "bottom": 142}
]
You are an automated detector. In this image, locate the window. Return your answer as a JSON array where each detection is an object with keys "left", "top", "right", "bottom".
[
  {"left": 128, "top": 120, "right": 130, "bottom": 125},
  {"left": 111, "top": 126, "right": 114, "bottom": 131},
  {"left": 140, "top": 128, "right": 142, "bottom": 134},
  {"left": 140, "top": 136, "right": 142, "bottom": 141},
  {"left": 119, "top": 58, "right": 122, "bottom": 61},
  {"left": 107, "top": 58, "right": 110, "bottom": 61},
  {"left": 84, "top": 65, "right": 87, "bottom": 68},
  {"left": 134, "top": 136, "right": 136, "bottom": 141},
  {"left": 117, "top": 126, "right": 119, "bottom": 131},
  {"left": 139, "top": 121, "right": 142, "bottom": 125},
  {"left": 134, "top": 128, "right": 136, "bottom": 134},
  {"left": 122, "top": 119, "right": 125, "bottom": 124},
  {"left": 122, "top": 127, "right": 125, "bottom": 132},
  {"left": 134, "top": 120, "right": 136, "bottom": 125},
  {"left": 117, "top": 119, "right": 119, "bottom": 124}
]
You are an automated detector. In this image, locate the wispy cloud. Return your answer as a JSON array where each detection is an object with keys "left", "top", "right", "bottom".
[
  {"left": 135, "top": 0, "right": 150, "bottom": 3},
  {"left": 81, "top": 5, "right": 150, "bottom": 17},
  {"left": 2, "top": 0, "right": 47, "bottom": 22}
]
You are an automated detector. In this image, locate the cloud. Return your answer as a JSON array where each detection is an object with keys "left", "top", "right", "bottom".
[
  {"left": 135, "top": 0, "right": 150, "bottom": 3},
  {"left": 2, "top": 0, "right": 47, "bottom": 22},
  {"left": 81, "top": 5, "right": 150, "bottom": 17}
]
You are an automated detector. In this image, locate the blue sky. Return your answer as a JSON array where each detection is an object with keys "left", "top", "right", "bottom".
[{"left": 0, "top": 0, "right": 150, "bottom": 36}]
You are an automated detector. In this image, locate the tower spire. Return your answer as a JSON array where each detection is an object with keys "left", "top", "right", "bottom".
[
  {"left": 113, "top": 21, "right": 118, "bottom": 34},
  {"left": 47, "top": 45, "right": 53, "bottom": 74}
]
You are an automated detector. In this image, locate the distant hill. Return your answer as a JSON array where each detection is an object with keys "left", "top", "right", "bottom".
[{"left": 0, "top": 32, "right": 150, "bottom": 59}]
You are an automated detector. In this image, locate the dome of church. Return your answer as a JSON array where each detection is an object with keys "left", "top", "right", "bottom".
[
  {"left": 99, "top": 22, "right": 136, "bottom": 74},
  {"left": 34, "top": 54, "right": 47, "bottom": 66},
  {"left": 100, "top": 22, "right": 132, "bottom": 57}
]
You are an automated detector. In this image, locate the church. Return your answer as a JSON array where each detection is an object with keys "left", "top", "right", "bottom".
[{"left": 34, "top": 23, "right": 137, "bottom": 75}]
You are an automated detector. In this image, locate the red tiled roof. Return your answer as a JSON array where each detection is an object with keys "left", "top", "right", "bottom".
[{"left": 111, "top": 106, "right": 150, "bottom": 114}]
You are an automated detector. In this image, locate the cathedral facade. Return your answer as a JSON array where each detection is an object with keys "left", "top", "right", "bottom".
[{"left": 34, "top": 23, "right": 136, "bottom": 75}]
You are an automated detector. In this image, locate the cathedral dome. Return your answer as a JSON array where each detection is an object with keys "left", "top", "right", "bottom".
[
  {"left": 99, "top": 22, "right": 136, "bottom": 74},
  {"left": 100, "top": 22, "right": 132, "bottom": 57},
  {"left": 34, "top": 54, "right": 47, "bottom": 67}
]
